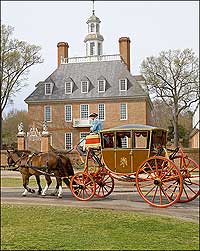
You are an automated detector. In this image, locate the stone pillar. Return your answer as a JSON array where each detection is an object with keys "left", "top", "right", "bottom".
[
  {"left": 17, "top": 122, "right": 26, "bottom": 150},
  {"left": 41, "top": 121, "right": 50, "bottom": 152},
  {"left": 17, "top": 134, "right": 26, "bottom": 150}
]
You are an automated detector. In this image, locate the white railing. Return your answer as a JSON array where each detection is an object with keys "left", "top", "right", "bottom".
[
  {"left": 73, "top": 119, "right": 92, "bottom": 128},
  {"left": 61, "top": 54, "right": 121, "bottom": 64}
]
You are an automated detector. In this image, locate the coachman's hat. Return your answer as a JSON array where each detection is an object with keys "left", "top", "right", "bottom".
[{"left": 89, "top": 112, "right": 98, "bottom": 118}]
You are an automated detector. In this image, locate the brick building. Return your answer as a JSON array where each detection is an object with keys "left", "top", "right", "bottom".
[{"left": 25, "top": 8, "right": 153, "bottom": 150}]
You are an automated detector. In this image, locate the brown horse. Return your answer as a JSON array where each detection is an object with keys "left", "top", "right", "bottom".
[{"left": 7, "top": 150, "right": 74, "bottom": 198}]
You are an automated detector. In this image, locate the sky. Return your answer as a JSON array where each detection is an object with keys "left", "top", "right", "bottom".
[{"left": 1, "top": 0, "right": 199, "bottom": 116}]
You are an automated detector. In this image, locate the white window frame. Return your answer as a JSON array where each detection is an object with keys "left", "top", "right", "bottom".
[
  {"left": 65, "top": 132, "right": 72, "bottom": 150},
  {"left": 90, "top": 42, "right": 95, "bottom": 56},
  {"left": 98, "top": 103, "right": 105, "bottom": 121},
  {"left": 120, "top": 103, "right": 127, "bottom": 120},
  {"left": 44, "top": 106, "right": 52, "bottom": 122},
  {"left": 98, "top": 80, "right": 106, "bottom": 92},
  {"left": 80, "top": 104, "right": 89, "bottom": 119},
  {"left": 119, "top": 79, "right": 128, "bottom": 91},
  {"left": 65, "top": 82, "right": 73, "bottom": 94},
  {"left": 81, "top": 81, "right": 89, "bottom": 93},
  {"left": 45, "top": 83, "right": 52, "bottom": 95},
  {"left": 65, "top": 105, "right": 72, "bottom": 122}
]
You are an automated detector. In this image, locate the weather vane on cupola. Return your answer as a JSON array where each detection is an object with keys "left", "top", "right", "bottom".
[{"left": 92, "top": 0, "right": 95, "bottom": 15}]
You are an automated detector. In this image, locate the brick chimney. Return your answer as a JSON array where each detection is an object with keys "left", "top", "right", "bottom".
[
  {"left": 119, "top": 37, "right": 131, "bottom": 71},
  {"left": 57, "top": 42, "right": 69, "bottom": 67}
]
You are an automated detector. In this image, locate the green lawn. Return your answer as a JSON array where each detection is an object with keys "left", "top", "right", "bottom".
[
  {"left": 1, "top": 204, "right": 199, "bottom": 250},
  {"left": 1, "top": 177, "right": 57, "bottom": 187}
]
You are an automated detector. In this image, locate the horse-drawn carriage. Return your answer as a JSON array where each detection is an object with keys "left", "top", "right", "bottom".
[
  {"left": 7, "top": 124, "right": 199, "bottom": 208},
  {"left": 70, "top": 124, "right": 199, "bottom": 208}
]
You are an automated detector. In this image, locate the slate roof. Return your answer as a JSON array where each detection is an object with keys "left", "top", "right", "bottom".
[{"left": 25, "top": 59, "right": 150, "bottom": 104}]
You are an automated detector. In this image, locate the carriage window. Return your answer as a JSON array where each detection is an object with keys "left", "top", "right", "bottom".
[
  {"left": 152, "top": 130, "right": 166, "bottom": 148},
  {"left": 102, "top": 133, "right": 114, "bottom": 148},
  {"left": 133, "top": 131, "right": 149, "bottom": 149},
  {"left": 116, "top": 131, "right": 131, "bottom": 148}
]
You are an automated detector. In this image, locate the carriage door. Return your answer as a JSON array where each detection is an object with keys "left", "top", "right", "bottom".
[
  {"left": 115, "top": 131, "right": 132, "bottom": 173},
  {"left": 132, "top": 131, "right": 150, "bottom": 172}
]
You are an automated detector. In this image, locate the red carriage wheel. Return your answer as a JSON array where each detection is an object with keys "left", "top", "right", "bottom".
[
  {"left": 94, "top": 170, "right": 114, "bottom": 198},
  {"left": 70, "top": 172, "right": 96, "bottom": 201},
  {"left": 170, "top": 156, "right": 199, "bottom": 203},
  {"left": 135, "top": 156, "right": 183, "bottom": 208}
]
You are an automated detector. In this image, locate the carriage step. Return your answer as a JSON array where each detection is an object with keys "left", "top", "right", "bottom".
[{"left": 120, "top": 175, "right": 135, "bottom": 181}]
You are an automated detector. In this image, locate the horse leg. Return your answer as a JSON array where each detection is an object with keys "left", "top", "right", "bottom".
[
  {"left": 57, "top": 177, "right": 63, "bottom": 198},
  {"left": 41, "top": 175, "right": 52, "bottom": 196},
  {"left": 22, "top": 174, "right": 35, "bottom": 196},
  {"left": 35, "top": 175, "right": 42, "bottom": 195},
  {"left": 50, "top": 180, "right": 59, "bottom": 196}
]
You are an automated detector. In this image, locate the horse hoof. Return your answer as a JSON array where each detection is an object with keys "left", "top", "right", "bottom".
[
  {"left": 31, "top": 189, "right": 35, "bottom": 193},
  {"left": 22, "top": 193, "right": 27, "bottom": 197},
  {"left": 58, "top": 195, "right": 62, "bottom": 198},
  {"left": 37, "top": 191, "right": 42, "bottom": 195}
]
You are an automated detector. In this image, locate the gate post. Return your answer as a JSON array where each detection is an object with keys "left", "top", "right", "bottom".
[
  {"left": 17, "top": 122, "right": 26, "bottom": 150},
  {"left": 41, "top": 121, "right": 50, "bottom": 153}
]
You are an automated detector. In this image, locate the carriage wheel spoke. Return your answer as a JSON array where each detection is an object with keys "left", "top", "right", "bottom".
[{"left": 160, "top": 186, "right": 171, "bottom": 203}]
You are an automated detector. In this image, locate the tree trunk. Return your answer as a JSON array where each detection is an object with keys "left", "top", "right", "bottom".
[{"left": 173, "top": 115, "right": 179, "bottom": 147}]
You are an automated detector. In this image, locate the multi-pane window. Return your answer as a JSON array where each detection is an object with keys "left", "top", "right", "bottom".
[
  {"left": 98, "top": 80, "right": 105, "bottom": 92},
  {"left": 44, "top": 106, "right": 52, "bottom": 122},
  {"left": 119, "top": 79, "right": 127, "bottom": 91},
  {"left": 90, "top": 23, "right": 95, "bottom": 32},
  {"left": 120, "top": 103, "right": 127, "bottom": 120},
  {"left": 90, "top": 42, "right": 95, "bottom": 56},
  {"left": 80, "top": 104, "right": 89, "bottom": 119},
  {"left": 65, "top": 105, "right": 72, "bottom": 122},
  {"left": 98, "top": 103, "right": 105, "bottom": 120},
  {"left": 45, "top": 83, "right": 52, "bottom": 95},
  {"left": 65, "top": 82, "right": 72, "bottom": 94},
  {"left": 65, "top": 133, "right": 72, "bottom": 150},
  {"left": 98, "top": 43, "right": 101, "bottom": 55},
  {"left": 81, "top": 81, "right": 89, "bottom": 93}
]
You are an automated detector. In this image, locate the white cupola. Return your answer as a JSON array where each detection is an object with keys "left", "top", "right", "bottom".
[{"left": 84, "top": 4, "right": 104, "bottom": 57}]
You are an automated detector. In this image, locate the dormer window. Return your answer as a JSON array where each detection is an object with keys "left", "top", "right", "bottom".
[
  {"left": 45, "top": 83, "right": 52, "bottom": 95},
  {"left": 65, "top": 82, "right": 73, "bottom": 94},
  {"left": 119, "top": 79, "right": 128, "bottom": 91},
  {"left": 98, "top": 80, "right": 106, "bottom": 92},
  {"left": 81, "top": 81, "right": 89, "bottom": 93}
]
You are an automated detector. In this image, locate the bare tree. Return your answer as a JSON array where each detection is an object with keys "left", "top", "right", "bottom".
[
  {"left": 141, "top": 48, "right": 199, "bottom": 147},
  {"left": 0, "top": 24, "right": 43, "bottom": 114}
]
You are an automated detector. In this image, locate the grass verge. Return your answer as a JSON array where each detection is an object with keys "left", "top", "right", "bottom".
[{"left": 1, "top": 204, "right": 199, "bottom": 250}]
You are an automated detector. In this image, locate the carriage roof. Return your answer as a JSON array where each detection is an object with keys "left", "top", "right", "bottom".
[{"left": 100, "top": 124, "right": 167, "bottom": 133}]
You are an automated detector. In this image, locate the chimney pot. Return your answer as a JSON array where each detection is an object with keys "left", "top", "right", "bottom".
[
  {"left": 57, "top": 42, "right": 69, "bottom": 67},
  {"left": 119, "top": 37, "right": 131, "bottom": 71}
]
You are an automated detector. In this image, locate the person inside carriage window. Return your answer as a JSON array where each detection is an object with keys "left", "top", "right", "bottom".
[{"left": 89, "top": 112, "right": 103, "bottom": 134}]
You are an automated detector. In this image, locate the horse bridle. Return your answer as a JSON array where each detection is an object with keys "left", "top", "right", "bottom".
[{"left": 8, "top": 151, "right": 27, "bottom": 169}]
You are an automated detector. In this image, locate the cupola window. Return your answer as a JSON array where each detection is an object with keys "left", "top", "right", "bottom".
[
  {"left": 90, "top": 42, "right": 95, "bottom": 56},
  {"left": 90, "top": 23, "right": 95, "bottom": 32}
]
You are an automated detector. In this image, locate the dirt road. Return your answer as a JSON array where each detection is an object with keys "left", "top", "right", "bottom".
[{"left": 1, "top": 170, "right": 199, "bottom": 223}]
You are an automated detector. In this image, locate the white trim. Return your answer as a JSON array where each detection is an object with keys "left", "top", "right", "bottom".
[
  {"left": 44, "top": 106, "right": 52, "bottom": 122},
  {"left": 80, "top": 104, "right": 89, "bottom": 119},
  {"left": 65, "top": 132, "right": 72, "bottom": 150},
  {"left": 98, "top": 80, "right": 106, "bottom": 93},
  {"left": 65, "top": 105, "right": 72, "bottom": 122},
  {"left": 119, "top": 79, "right": 128, "bottom": 91},
  {"left": 65, "top": 82, "right": 73, "bottom": 94},
  {"left": 98, "top": 103, "right": 105, "bottom": 121},
  {"left": 45, "top": 83, "right": 52, "bottom": 95},
  {"left": 120, "top": 103, "right": 127, "bottom": 120},
  {"left": 81, "top": 81, "right": 89, "bottom": 93}
]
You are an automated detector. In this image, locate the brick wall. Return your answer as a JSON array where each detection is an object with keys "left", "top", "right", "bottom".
[{"left": 28, "top": 98, "right": 153, "bottom": 150}]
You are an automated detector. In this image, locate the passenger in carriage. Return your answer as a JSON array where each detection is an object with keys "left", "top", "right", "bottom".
[{"left": 89, "top": 112, "right": 103, "bottom": 134}]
